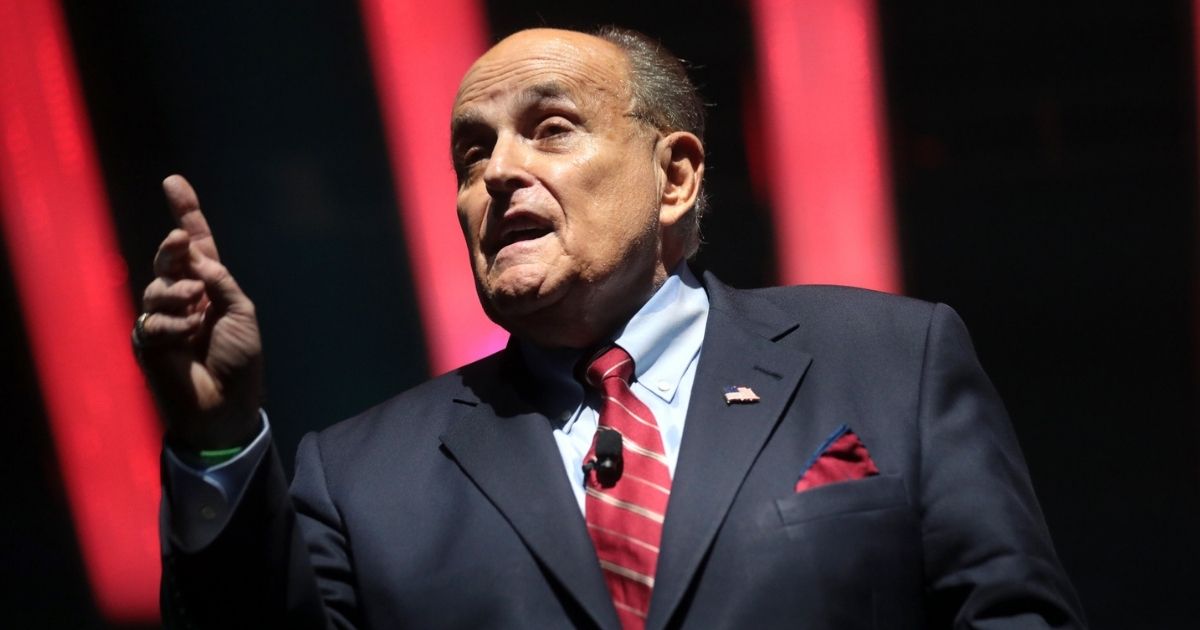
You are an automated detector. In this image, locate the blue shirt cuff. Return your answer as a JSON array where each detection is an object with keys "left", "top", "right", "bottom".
[{"left": 162, "top": 410, "right": 272, "bottom": 552}]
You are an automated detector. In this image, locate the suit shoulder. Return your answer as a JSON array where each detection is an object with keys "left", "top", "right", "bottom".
[
  {"left": 753, "top": 283, "right": 929, "bottom": 308},
  {"left": 312, "top": 348, "right": 507, "bottom": 451},
  {"left": 748, "top": 284, "right": 938, "bottom": 331},
  {"left": 709, "top": 282, "right": 971, "bottom": 364}
]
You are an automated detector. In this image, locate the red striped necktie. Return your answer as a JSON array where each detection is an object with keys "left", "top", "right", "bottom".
[{"left": 583, "top": 345, "right": 672, "bottom": 629}]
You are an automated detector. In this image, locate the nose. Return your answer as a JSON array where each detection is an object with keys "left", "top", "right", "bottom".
[{"left": 483, "top": 132, "right": 533, "bottom": 196}]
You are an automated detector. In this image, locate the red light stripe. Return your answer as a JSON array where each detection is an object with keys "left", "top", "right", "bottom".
[
  {"left": 358, "top": 0, "right": 505, "bottom": 375},
  {"left": 748, "top": 0, "right": 901, "bottom": 292},
  {"left": 1193, "top": 1, "right": 1200, "bottom": 378},
  {"left": 0, "top": 0, "right": 160, "bottom": 622}
]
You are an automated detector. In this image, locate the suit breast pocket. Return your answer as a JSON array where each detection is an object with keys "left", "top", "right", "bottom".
[{"left": 774, "top": 474, "right": 911, "bottom": 528}]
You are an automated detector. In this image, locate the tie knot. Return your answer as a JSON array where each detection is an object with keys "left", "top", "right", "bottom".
[{"left": 584, "top": 345, "right": 634, "bottom": 389}]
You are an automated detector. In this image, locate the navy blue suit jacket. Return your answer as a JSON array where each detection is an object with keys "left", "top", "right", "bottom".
[{"left": 161, "top": 272, "right": 1085, "bottom": 629}]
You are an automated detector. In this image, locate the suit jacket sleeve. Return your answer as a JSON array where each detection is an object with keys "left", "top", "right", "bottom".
[
  {"left": 918, "top": 303, "right": 1085, "bottom": 628},
  {"left": 161, "top": 434, "right": 344, "bottom": 629}
]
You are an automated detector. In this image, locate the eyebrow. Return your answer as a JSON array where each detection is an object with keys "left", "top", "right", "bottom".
[
  {"left": 450, "top": 81, "right": 578, "bottom": 141},
  {"left": 519, "top": 81, "right": 573, "bottom": 105}
]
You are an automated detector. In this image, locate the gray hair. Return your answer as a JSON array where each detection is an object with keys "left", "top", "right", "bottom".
[{"left": 592, "top": 26, "right": 708, "bottom": 257}]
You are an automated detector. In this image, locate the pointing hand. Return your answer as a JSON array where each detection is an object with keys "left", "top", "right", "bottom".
[{"left": 135, "top": 175, "right": 263, "bottom": 450}]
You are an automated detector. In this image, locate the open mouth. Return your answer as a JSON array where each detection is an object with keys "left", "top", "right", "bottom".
[{"left": 498, "top": 226, "right": 552, "bottom": 248}]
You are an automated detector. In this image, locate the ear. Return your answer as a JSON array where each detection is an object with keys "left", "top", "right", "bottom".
[{"left": 656, "top": 131, "right": 705, "bottom": 229}]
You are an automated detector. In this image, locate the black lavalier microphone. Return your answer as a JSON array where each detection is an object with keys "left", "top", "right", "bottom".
[{"left": 583, "top": 428, "right": 623, "bottom": 488}]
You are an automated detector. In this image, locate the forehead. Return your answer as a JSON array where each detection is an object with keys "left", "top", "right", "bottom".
[{"left": 453, "top": 30, "right": 630, "bottom": 115}]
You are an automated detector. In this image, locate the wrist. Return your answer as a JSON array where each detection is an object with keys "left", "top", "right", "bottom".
[{"left": 167, "top": 409, "right": 262, "bottom": 453}]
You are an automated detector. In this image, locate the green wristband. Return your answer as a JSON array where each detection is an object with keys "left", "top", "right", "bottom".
[{"left": 198, "top": 446, "right": 244, "bottom": 466}]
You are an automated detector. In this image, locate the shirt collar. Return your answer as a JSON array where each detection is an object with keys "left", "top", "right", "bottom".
[{"left": 611, "top": 263, "right": 708, "bottom": 403}]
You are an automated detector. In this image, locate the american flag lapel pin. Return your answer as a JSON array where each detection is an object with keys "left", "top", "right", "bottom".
[{"left": 723, "top": 386, "right": 760, "bottom": 405}]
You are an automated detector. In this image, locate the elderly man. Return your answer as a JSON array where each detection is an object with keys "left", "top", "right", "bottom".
[{"left": 140, "top": 27, "right": 1085, "bottom": 629}]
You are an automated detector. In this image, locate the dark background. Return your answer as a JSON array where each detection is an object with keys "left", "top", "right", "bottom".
[{"left": 3, "top": 1, "right": 1197, "bottom": 627}]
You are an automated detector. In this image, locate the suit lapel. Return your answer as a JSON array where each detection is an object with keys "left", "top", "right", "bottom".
[
  {"left": 439, "top": 351, "right": 620, "bottom": 630},
  {"left": 646, "top": 274, "right": 812, "bottom": 630}
]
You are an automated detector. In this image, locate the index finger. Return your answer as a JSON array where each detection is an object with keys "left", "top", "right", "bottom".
[{"left": 162, "top": 174, "right": 220, "bottom": 262}]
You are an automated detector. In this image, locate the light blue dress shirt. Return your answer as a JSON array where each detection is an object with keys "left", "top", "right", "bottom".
[
  {"left": 163, "top": 409, "right": 273, "bottom": 551},
  {"left": 164, "top": 264, "right": 709, "bottom": 548},
  {"left": 521, "top": 264, "right": 709, "bottom": 513}
]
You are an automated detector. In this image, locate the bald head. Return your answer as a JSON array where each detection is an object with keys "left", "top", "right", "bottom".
[
  {"left": 456, "top": 29, "right": 633, "bottom": 108},
  {"left": 449, "top": 27, "right": 706, "bottom": 348}
]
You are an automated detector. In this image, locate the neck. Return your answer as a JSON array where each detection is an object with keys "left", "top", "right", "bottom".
[{"left": 509, "top": 262, "right": 670, "bottom": 349}]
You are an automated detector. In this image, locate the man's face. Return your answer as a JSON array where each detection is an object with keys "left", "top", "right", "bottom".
[{"left": 451, "top": 29, "right": 671, "bottom": 348}]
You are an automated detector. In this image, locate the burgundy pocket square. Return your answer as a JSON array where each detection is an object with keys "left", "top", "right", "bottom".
[{"left": 794, "top": 425, "right": 880, "bottom": 493}]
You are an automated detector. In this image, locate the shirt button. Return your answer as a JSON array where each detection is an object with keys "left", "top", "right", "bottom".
[
  {"left": 199, "top": 505, "right": 217, "bottom": 520},
  {"left": 656, "top": 380, "right": 671, "bottom": 392}
]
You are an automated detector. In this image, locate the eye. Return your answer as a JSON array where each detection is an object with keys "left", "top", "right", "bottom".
[
  {"left": 534, "top": 117, "right": 574, "bottom": 139},
  {"left": 453, "top": 143, "right": 490, "bottom": 185},
  {"left": 451, "top": 120, "right": 495, "bottom": 174},
  {"left": 461, "top": 145, "right": 487, "bottom": 164}
]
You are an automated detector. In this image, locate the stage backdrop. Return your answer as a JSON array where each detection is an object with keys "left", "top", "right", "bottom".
[{"left": 1, "top": 1, "right": 1197, "bottom": 627}]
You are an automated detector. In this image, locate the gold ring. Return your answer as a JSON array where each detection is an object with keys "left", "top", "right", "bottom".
[{"left": 131, "top": 312, "right": 151, "bottom": 351}]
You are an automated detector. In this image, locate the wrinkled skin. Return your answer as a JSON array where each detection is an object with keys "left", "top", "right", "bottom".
[{"left": 452, "top": 29, "right": 702, "bottom": 348}]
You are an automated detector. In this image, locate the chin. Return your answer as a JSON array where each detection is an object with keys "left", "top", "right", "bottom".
[
  {"left": 481, "top": 262, "right": 567, "bottom": 310},
  {"left": 484, "top": 291, "right": 544, "bottom": 321},
  {"left": 480, "top": 282, "right": 596, "bottom": 348},
  {"left": 477, "top": 280, "right": 552, "bottom": 326}
]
